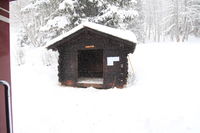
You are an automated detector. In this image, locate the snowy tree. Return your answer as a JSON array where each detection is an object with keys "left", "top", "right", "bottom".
[
  {"left": 161, "top": 0, "right": 200, "bottom": 41},
  {"left": 192, "top": 0, "right": 200, "bottom": 37},
  {"left": 180, "top": 0, "right": 199, "bottom": 41},
  {"left": 162, "top": 0, "right": 181, "bottom": 42},
  {"left": 39, "top": 0, "right": 107, "bottom": 42},
  {"left": 143, "top": 0, "right": 200, "bottom": 42},
  {"left": 126, "top": 0, "right": 145, "bottom": 42},
  {"left": 20, "top": 0, "right": 60, "bottom": 47},
  {"left": 58, "top": 0, "right": 144, "bottom": 42},
  {"left": 143, "top": 0, "right": 165, "bottom": 42}
]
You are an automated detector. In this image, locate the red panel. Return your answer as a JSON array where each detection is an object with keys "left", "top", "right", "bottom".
[
  {"left": 0, "top": 0, "right": 9, "bottom": 10},
  {"left": 0, "top": 1, "right": 11, "bottom": 133},
  {"left": 0, "top": 9, "right": 9, "bottom": 18},
  {"left": 0, "top": 25, "right": 10, "bottom": 133},
  {"left": 0, "top": 21, "right": 11, "bottom": 84},
  {"left": 0, "top": 86, "right": 7, "bottom": 133}
]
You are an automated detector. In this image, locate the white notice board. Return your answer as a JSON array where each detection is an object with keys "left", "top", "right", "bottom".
[{"left": 107, "top": 57, "right": 120, "bottom": 66}]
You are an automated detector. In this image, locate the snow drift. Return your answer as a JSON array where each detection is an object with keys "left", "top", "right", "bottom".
[{"left": 11, "top": 41, "right": 200, "bottom": 133}]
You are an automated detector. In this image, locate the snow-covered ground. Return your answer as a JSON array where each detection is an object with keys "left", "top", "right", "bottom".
[{"left": 11, "top": 40, "right": 200, "bottom": 133}]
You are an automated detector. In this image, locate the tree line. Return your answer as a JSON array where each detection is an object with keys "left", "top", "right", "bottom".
[{"left": 11, "top": 0, "right": 200, "bottom": 48}]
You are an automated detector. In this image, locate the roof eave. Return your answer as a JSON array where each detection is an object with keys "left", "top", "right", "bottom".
[{"left": 46, "top": 26, "right": 137, "bottom": 51}]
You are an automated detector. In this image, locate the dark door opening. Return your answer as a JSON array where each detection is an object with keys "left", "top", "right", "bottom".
[{"left": 78, "top": 49, "right": 103, "bottom": 80}]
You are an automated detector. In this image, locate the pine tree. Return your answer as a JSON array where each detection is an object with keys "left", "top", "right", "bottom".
[
  {"left": 191, "top": 0, "right": 200, "bottom": 37},
  {"left": 163, "top": 0, "right": 200, "bottom": 42}
]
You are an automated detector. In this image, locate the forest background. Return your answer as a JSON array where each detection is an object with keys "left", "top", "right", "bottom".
[{"left": 10, "top": 0, "right": 200, "bottom": 65}]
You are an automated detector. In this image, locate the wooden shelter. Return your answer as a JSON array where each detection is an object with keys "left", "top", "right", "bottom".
[{"left": 47, "top": 22, "right": 136, "bottom": 89}]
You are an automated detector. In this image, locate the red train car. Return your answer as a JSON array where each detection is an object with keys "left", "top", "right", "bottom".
[{"left": 0, "top": 0, "right": 14, "bottom": 133}]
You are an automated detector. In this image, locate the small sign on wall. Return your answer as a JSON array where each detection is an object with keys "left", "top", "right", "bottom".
[
  {"left": 85, "top": 45, "right": 95, "bottom": 48},
  {"left": 107, "top": 57, "right": 120, "bottom": 66}
]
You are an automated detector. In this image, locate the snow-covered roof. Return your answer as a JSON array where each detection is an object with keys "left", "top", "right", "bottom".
[{"left": 46, "top": 22, "right": 137, "bottom": 48}]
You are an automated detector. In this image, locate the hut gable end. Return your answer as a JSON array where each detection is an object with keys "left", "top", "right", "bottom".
[
  {"left": 48, "top": 27, "right": 135, "bottom": 51},
  {"left": 47, "top": 22, "right": 137, "bottom": 50}
]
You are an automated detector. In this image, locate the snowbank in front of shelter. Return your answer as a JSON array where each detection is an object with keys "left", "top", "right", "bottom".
[{"left": 11, "top": 41, "right": 200, "bottom": 133}]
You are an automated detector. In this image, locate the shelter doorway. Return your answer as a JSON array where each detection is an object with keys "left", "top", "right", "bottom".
[{"left": 78, "top": 49, "right": 103, "bottom": 84}]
